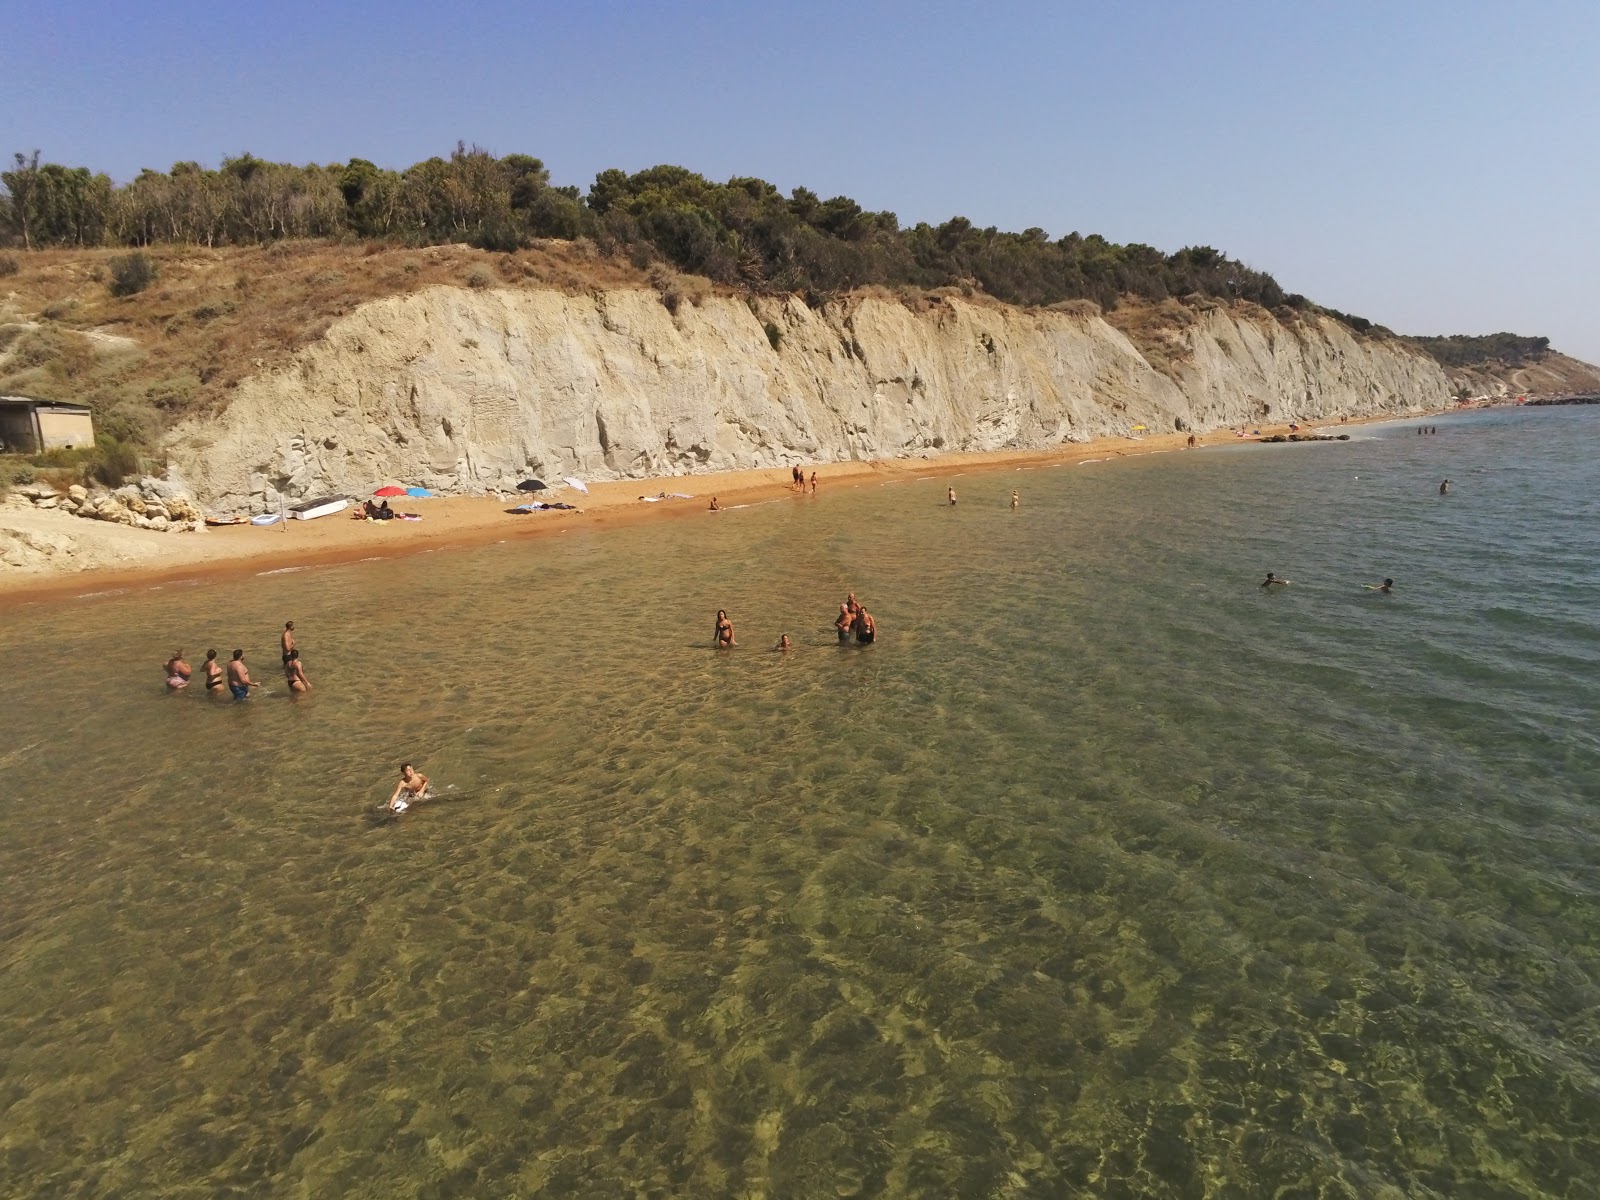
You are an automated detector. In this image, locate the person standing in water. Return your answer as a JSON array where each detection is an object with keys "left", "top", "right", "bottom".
[
  {"left": 1010, "top": 490, "right": 1020, "bottom": 510},
  {"left": 835, "top": 603, "right": 853, "bottom": 644},
  {"left": 1260, "top": 572, "right": 1292, "bottom": 589},
  {"left": 714, "top": 609, "right": 736, "bottom": 647},
  {"left": 226, "top": 649, "right": 260, "bottom": 700},
  {"left": 1440, "top": 479, "right": 1451, "bottom": 495},
  {"left": 387, "top": 763, "right": 430, "bottom": 812},
  {"left": 164, "top": 649, "right": 191, "bottom": 690},
  {"left": 854, "top": 609, "right": 877, "bottom": 644},
  {"left": 284, "top": 648, "right": 311, "bottom": 693},
  {"left": 948, "top": 486, "right": 957, "bottom": 507},
  {"left": 809, "top": 471, "right": 818, "bottom": 494},
  {"left": 203, "top": 649, "right": 225, "bottom": 695},
  {"left": 280, "top": 621, "right": 297, "bottom": 664}
]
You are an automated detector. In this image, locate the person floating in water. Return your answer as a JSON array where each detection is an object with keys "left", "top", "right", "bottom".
[
  {"left": 714, "top": 609, "right": 736, "bottom": 647},
  {"left": 164, "top": 649, "right": 191, "bottom": 691},
  {"left": 1010, "top": 490, "right": 1020, "bottom": 509},
  {"left": 284, "top": 648, "right": 311, "bottom": 693},
  {"left": 225, "top": 649, "right": 260, "bottom": 700},
  {"left": 1439, "top": 479, "right": 1451, "bottom": 495},
  {"left": 1365, "top": 578, "right": 1394, "bottom": 593},
  {"left": 1260, "top": 572, "right": 1292, "bottom": 589},
  {"left": 203, "top": 649, "right": 225, "bottom": 694},
  {"left": 388, "top": 763, "right": 430, "bottom": 812},
  {"left": 280, "top": 620, "right": 296, "bottom": 664},
  {"left": 947, "top": 487, "right": 957, "bottom": 506},
  {"left": 774, "top": 633, "right": 792, "bottom": 651}
]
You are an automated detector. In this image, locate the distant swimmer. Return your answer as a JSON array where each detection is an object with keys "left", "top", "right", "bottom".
[
  {"left": 1440, "top": 479, "right": 1451, "bottom": 495},
  {"left": 948, "top": 487, "right": 957, "bottom": 507},
  {"left": 774, "top": 633, "right": 792, "bottom": 651},
  {"left": 387, "top": 762, "right": 430, "bottom": 812},
  {"left": 164, "top": 649, "right": 191, "bottom": 690},
  {"left": 714, "top": 609, "right": 736, "bottom": 648},
  {"left": 1260, "top": 573, "right": 1292, "bottom": 589},
  {"left": 203, "top": 649, "right": 224, "bottom": 694},
  {"left": 280, "top": 620, "right": 296, "bottom": 664},
  {"left": 1364, "top": 578, "right": 1395, "bottom": 593},
  {"left": 1010, "top": 490, "right": 1020, "bottom": 509},
  {"left": 855, "top": 609, "right": 877, "bottom": 644},
  {"left": 709, "top": 495, "right": 721, "bottom": 511},
  {"left": 284, "top": 648, "right": 311, "bottom": 693},
  {"left": 225, "top": 649, "right": 260, "bottom": 700}
]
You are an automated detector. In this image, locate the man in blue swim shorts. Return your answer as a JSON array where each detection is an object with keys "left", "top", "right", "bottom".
[{"left": 225, "top": 649, "right": 260, "bottom": 700}]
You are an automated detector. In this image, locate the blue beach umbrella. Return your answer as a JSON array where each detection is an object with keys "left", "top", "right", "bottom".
[{"left": 406, "top": 487, "right": 434, "bottom": 498}]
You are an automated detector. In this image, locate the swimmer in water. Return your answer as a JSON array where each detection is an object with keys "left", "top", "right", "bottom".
[
  {"left": 1439, "top": 479, "right": 1450, "bottom": 495},
  {"left": 203, "top": 649, "right": 225, "bottom": 694},
  {"left": 1010, "top": 490, "right": 1020, "bottom": 510},
  {"left": 774, "top": 634, "right": 792, "bottom": 651},
  {"left": 284, "top": 648, "right": 311, "bottom": 693},
  {"left": 164, "top": 649, "right": 191, "bottom": 690},
  {"left": 835, "top": 603, "right": 853, "bottom": 644},
  {"left": 854, "top": 610, "right": 877, "bottom": 644},
  {"left": 225, "top": 649, "right": 260, "bottom": 700},
  {"left": 1364, "top": 578, "right": 1394, "bottom": 593},
  {"left": 388, "top": 762, "right": 430, "bottom": 812},
  {"left": 714, "top": 609, "right": 736, "bottom": 647},
  {"left": 1260, "top": 572, "right": 1292, "bottom": 589}
]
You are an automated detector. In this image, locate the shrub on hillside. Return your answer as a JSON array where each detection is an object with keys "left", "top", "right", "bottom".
[
  {"left": 85, "top": 435, "right": 141, "bottom": 487},
  {"left": 0, "top": 254, "right": 19, "bottom": 277},
  {"left": 108, "top": 252, "right": 155, "bottom": 297},
  {"left": 464, "top": 265, "right": 495, "bottom": 289}
]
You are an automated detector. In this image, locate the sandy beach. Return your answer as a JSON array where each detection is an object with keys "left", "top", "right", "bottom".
[{"left": 0, "top": 418, "right": 1410, "bottom": 607}]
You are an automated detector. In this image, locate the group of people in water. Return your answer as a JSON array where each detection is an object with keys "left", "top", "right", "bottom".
[
  {"left": 714, "top": 591, "right": 877, "bottom": 651},
  {"left": 161, "top": 621, "right": 310, "bottom": 699}
]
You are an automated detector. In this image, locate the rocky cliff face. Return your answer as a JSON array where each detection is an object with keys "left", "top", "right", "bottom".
[{"left": 169, "top": 287, "right": 1459, "bottom": 510}]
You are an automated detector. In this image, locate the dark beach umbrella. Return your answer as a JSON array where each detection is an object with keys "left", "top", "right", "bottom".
[{"left": 516, "top": 479, "right": 549, "bottom": 492}]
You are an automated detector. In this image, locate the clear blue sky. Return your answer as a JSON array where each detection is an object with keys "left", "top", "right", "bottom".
[{"left": 6, "top": 0, "right": 1597, "bottom": 361}]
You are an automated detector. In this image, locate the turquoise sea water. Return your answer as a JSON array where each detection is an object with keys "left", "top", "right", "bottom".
[{"left": 2, "top": 406, "right": 1598, "bottom": 1197}]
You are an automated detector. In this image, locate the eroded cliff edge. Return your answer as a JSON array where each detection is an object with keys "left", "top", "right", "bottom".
[{"left": 170, "top": 287, "right": 1460, "bottom": 510}]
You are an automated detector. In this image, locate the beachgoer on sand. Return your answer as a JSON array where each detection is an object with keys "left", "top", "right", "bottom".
[{"left": 715, "top": 610, "right": 736, "bottom": 647}]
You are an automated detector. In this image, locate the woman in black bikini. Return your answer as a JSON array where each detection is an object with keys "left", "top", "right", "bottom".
[
  {"left": 203, "top": 649, "right": 225, "bottom": 693},
  {"left": 714, "top": 610, "right": 736, "bottom": 648}
]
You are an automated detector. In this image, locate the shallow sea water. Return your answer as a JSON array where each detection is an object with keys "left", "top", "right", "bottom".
[{"left": 3, "top": 407, "right": 1599, "bottom": 1198}]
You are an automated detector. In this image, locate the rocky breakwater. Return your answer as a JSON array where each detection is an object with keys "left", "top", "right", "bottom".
[
  {"left": 6, "top": 478, "right": 205, "bottom": 532},
  {"left": 168, "top": 286, "right": 1459, "bottom": 509}
]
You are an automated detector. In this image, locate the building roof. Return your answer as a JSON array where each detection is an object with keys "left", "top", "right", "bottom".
[{"left": 0, "top": 395, "right": 93, "bottom": 414}]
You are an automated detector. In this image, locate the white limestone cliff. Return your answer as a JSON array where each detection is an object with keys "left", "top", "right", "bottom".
[{"left": 168, "top": 287, "right": 1458, "bottom": 510}]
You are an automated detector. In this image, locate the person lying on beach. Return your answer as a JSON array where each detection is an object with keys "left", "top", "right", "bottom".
[
  {"left": 351, "top": 504, "right": 368, "bottom": 519},
  {"left": 1364, "top": 578, "right": 1395, "bottom": 593},
  {"left": 775, "top": 634, "right": 792, "bottom": 651},
  {"left": 203, "top": 649, "right": 224, "bottom": 694},
  {"left": 284, "top": 649, "right": 311, "bottom": 693},
  {"left": 1260, "top": 573, "right": 1292, "bottom": 589},
  {"left": 715, "top": 610, "right": 736, "bottom": 647},
  {"left": 835, "top": 603, "right": 853, "bottom": 644},
  {"left": 388, "top": 763, "right": 430, "bottom": 812},
  {"left": 225, "top": 649, "right": 261, "bottom": 700},
  {"left": 164, "top": 650, "right": 191, "bottom": 690}
]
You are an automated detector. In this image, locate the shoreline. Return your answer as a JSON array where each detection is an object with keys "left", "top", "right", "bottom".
[{"left": 0, "top": 412, "right": 1450, "bottom": 608}]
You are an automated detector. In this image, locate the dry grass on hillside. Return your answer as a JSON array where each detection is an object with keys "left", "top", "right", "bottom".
[{"left": 0, "top": 239, "right": 651, "bottom": 446}]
